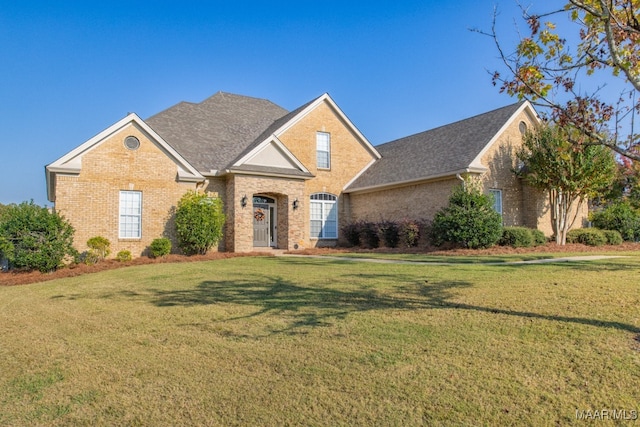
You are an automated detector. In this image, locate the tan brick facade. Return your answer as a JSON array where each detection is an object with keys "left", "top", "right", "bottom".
[
  {"left": 49, "top": 96, "right": 581, "bottom": 257},
  {"left": 349, "top": 108, "right": 589, "bottom": 238},
  {"left": 52, "top": 122, "right": 200, "bottom": 256},
  {"left": 276, "top": 101, "right": 378, "bottom": 248}
]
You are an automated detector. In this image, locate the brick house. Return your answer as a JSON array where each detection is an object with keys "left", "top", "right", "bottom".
[{"left": 45, "top": 92, "right": 581, "bottom": 256}]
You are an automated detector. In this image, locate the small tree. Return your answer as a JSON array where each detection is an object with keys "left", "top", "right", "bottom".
[
  {"left": 175, "top": 191, "right": 225, "bottom": 255},
  {"left": 0, "top": 201, "right": 77, "bottom": 272},
  {"left": 431, "top": 183, "right": 503, "bottom": 249},
  {"left": 518, "top": 123, "right": 616, "bottom": 245}
]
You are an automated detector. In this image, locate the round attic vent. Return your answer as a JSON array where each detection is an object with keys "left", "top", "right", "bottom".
[
  {"left": 519, "top": 121, "right": 528, "bottom": 135},
  {"left": 124, "top": 136, "right": 140, "bottom": 150}
]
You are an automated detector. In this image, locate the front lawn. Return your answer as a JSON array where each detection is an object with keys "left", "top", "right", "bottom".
[{"left": 1, "top": 255, "right": 639, "bottom": 425}]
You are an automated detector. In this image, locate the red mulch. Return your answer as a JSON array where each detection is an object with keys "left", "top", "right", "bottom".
[
  {"left": 2, "top": 243, "right": 638, "bottom": 287},
  {"left": 0, "top": 252, "right": 274, "bottom": 287}
]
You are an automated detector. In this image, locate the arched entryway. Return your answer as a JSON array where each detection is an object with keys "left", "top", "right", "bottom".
[{"left": 252, "top": 195, "right": 276, "bottom": 247}]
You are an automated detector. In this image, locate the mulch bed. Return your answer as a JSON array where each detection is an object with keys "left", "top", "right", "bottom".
[{"left": 2, "top": 243, "right": 638, "bottom": 287}]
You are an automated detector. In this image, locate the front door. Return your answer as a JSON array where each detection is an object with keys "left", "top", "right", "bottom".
[{"left": 252, "top": 196, "right": 276, "bottom": 247}]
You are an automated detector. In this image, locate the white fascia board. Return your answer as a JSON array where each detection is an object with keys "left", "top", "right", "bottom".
[
  {"left": 342, "top": 158, "right": 378, "bottom": 191},
  {"left": 345, "top": 167, "right": 487, "bottom": 195},
  {"left": 274, "top": 93, "right": 381, "bottom": 159},
  {"left": 469, "top": 101, "right": 540, "bottom": 168},
  {"left": 48, "top": 112, "right": 203, "bottom": 177},
  {"left": 226, "top": 168, "right": 312, "bottom": 180},
  {"left": 233, "top": 136, "right": 309, "bottom": 173}
]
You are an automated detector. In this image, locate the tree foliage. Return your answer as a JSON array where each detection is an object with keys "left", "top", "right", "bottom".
[
  {"left": 175, "top": 191, "right": 225, "bottom": 255},
  {"left": 0, "top": 201, "right": 77, "bottom": 272},
  {"left": 483, "top": 0, "right": 640, "bottom": 160},
  {"left": 517, "top": 123, "right": 617, "bottom": 244},
  {"left": 430, "top": 183, "right": 503, "bottom": 249}
]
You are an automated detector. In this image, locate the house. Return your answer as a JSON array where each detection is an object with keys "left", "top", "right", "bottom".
[
  {"left": 344, "top": 101, "right": 579, "bottom": 236},
  {"left": 45, "top": 92, "right": 581, "bottom": 256}
]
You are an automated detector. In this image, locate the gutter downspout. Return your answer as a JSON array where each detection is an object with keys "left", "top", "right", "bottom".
[{"left": 456, "top": 173, "right": 465, "bottom": 190}]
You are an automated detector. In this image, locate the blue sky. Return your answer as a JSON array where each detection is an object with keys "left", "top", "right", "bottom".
[{"left": 1, "top": 1, "right": 529, "bottom": 206}]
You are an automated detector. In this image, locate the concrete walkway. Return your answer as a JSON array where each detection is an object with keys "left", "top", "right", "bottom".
[{"left": 279, "top": 253, "right": 628, "bottom": 266}]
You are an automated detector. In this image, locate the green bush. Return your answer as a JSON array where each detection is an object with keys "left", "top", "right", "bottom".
[
  {"left": 87, "top": 236, "right": 111, "bottom": 261},
  {"left": 175, "top": 191, "right": 225, "bottom": 255},
  {"left": 531, "top": 229, "right": 547, "bottom": 246},
  {"left": 430, "top": 186, "right": 503, "bottom": 249},
  {"left": 116, "top": 250, "right": 132, "bottom": 262},
  {"left": 566, "top": 228, "right": 607, "bottom": 246},
  {"left": 341, "top": 222, "right": 362, "bottom": 247},
  {"left": 0, "top": 201, "right": 77, "bottom": 272},
  {"left": 149, "top": 238, "right": 172, "bottom": 258},
  {"left": 499, "top": 227, "right": 533, "bottom": 248},
  {"left": 81, "top": 250, "right": 101, "bottom": 265},
  {"left": 359, "top": 222, "right": 380, "bottom": 249},
  {"left": 590, "top": 201, "right": 640, "bottom": 241},
  {"left": 0, "top": 236, "right": 14, "bottom": 264},
  {"left": 602, "top": 230, "right": 623, "bottom": 245},
  {"left": 377, "top": 220, "right": 400, "bottom": 248},
  {"left": 399, "top": 220, "right": 421, "bottom": 248}
]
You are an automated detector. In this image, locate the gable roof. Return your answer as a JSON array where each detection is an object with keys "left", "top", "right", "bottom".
[
  {"left": 45, "top": 113, "right": 204, "bottom": 202},
  {"left": 146, "top": 92, "right": 289, "bottom": 174},
  {"left": 346, "top": 101, "right": 535, "bottom": 193},
  {"left": 147, "top": 92, "right": 379, "bottom": 178}
]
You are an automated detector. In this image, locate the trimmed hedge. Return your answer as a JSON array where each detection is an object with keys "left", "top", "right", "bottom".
[
  {"left": 341, "top": 219, "right": 423, "bottom": 249},
  {"left": 149, "top": 238, "right": 172, "bottom": 258},
  {"left": 499, "top": 227, "right": 533, "bottom": 248},
  {"left": 566, "top": 228, "right": 607, "bottom": 246}
]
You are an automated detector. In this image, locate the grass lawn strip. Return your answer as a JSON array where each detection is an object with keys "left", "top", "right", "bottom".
[{"left": 1, "top": 255, "right": 639, "bottom": 425}]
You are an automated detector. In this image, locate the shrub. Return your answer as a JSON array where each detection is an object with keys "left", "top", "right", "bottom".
[
  {"left": 602, "top": 230, "right": 623, "bottom": 245},
  {"left": 175, "top": 191, "right": 225, "bottom": 255},
  {"left": 81, "top": 250, "right": 101, "bottom": 265},
  {"left": 430, "top": 185, "right": 503, "bottom": 249},
  {"left": 499, "top": 227, "right": 533, "bottom": 248},
  {"left": 0, "top": 236, "right": 14, "bottom": 264},
  {"left": 149, "top": 238, "right": 172, "bottom": 258},
  {"left": 0, "top": 201, "right": 77, "bottom": 272},
  {"left": 116, "top": 250, "right": 132, "bottom": 262},
  {"left": 359, "top": 222, "right": 380, "bottom": 249},
  {"left": 377, "top": 220, "right": 400, "bottom": 248},
  {"left": 341, "top": 222, "right": 362, "bottom": 247},
  {"left": 531, "top": 229, "right": 547, "bottom": 246},
  {"left": 398, "top": 219, "right": 421, "bottom": 248},
  {"left": 590, "top": 201, "right": 640, "bottom": 241},
  {"left": 87, "top": 236, "right": 111, "bottom": 261},
  {"left": 566, "top": 228, "right": 607, "bottom": 246}
]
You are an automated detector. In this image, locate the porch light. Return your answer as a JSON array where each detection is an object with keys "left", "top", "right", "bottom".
[
  {"left": 241, "top": 195, "right": 248, "bottom": 208},
  {"left": 292, "top": 198, "right": 299, "bottom": 210}
]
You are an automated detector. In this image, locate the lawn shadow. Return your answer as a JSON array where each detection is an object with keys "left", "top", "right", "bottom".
[{"left": 146, "top": 272, "right": 639, "bottom": 335}]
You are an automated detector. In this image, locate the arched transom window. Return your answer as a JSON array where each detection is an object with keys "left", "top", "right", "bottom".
[{"left": 310, "top": 193, "right": 337, "bottom": 239}]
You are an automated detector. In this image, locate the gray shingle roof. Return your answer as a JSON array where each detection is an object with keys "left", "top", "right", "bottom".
[
  {"left": 146, "top": 92, "right": 289, "bottom": 173},
  {"left": 346, "top": 102, "right": 525, "bottom": 192}
]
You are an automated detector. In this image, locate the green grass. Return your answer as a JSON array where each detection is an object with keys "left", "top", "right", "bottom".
[{"left": 1, "top": 255, "right": 640, "bottom": 425}]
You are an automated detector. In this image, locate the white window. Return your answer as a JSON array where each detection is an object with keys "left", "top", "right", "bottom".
[
  {"left": 310, "top": 193, "right": 337, "bottom": 238},
  {"left": 316, "top": 132, "right": 330, "bottom": 169},
  {"left": 119, "top": 191, "right": 142, "bottom": 238},
  {"left": 489, "top": 189, "right": 502, "bottom": 216}
]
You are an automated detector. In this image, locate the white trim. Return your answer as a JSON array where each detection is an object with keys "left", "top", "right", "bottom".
[
  {"left": 342, "top": 158, "right": 378, "bottom": 191},
  {"left": 469, "top": 101, "right": 540, "bottom": 169},
  {"left": 233, "top": 136, "right": 309, "bottom": 173},
  {"left": 309, "top": 193, "right": 338, "bottom": 239},
  {"left": 225, "top": 168, "right": 312, "bottom": 180},
  {"left": 46, "top": 113, "right": 204, "bottom": 201},
  {"left": 274, "top": 93, "right": 381, "bottom": 159},
  {"left": 344, "top": 167, "right": 487, "bottom": 195},
  {"left": 230, "top": 93, "right": 380, "bottom": 179}
]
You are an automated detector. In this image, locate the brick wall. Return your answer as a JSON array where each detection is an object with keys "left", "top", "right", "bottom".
[
  {"left": 53, "top": 122, "right": 199, "bottom": 257},
  {"left": 277, "top": 101, "right": 378, "bottom": 247}
]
